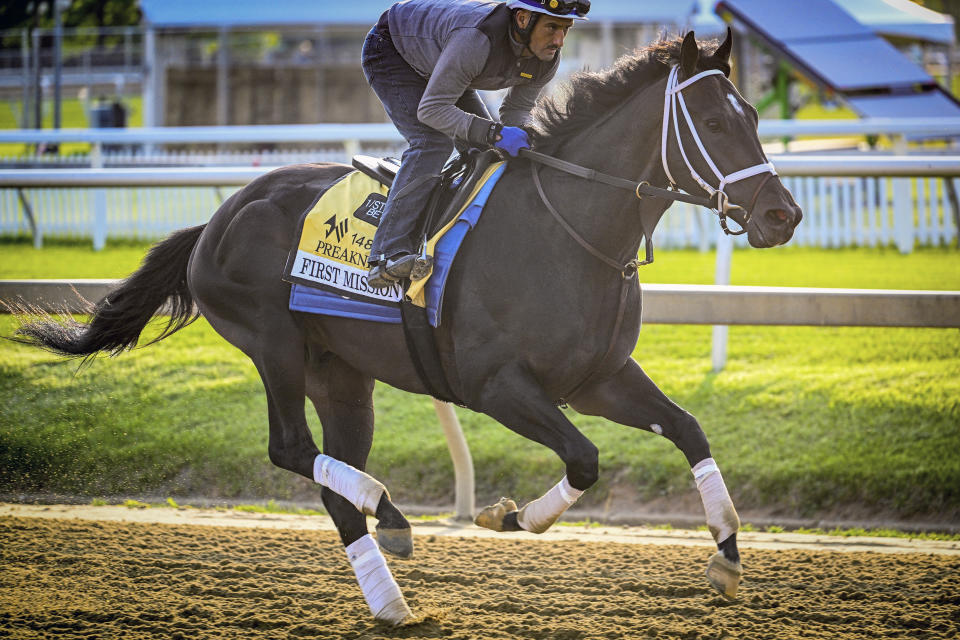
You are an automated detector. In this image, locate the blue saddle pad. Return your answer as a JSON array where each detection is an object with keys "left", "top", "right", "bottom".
[
  {"left": 289, "top": 163, "right": 506, "bottom": 327},
  {"left": 289, "top": 285, "right": 403, "bottom": 323}
]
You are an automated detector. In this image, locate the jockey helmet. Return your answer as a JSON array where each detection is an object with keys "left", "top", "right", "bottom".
[{"left": 506, "top": 0, "right": 591, "bottom": 20}]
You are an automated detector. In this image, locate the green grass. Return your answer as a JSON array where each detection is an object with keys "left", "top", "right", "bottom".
[
  {"left": 1, "top": 96, "right": 144, "bottom": 157},
  {"left": 0, "top": 237, "right": 158, "bottom": 279},
  {"left": 783, "top": 526, "right": 960, "bottom": 543},
  {"left": 230, "top": 499, "right": 325, "bottom": 517},
  {"left": 639, "top": 245, "right": 960, "bottom": 290},
  {"left": 0, "top": 245, "right": 958, "bottom": 524},
  {"left": 2, "top": 237, "right": 958, "bottom": 289}
]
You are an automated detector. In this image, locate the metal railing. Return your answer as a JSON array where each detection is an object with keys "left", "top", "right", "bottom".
[
  {"left": 4, "top": 279, "right": 957, "bottom": 328},
  {"left": 0, "top": 155, "right": 956, "bottom": 187},
  {"left": 0, "top": 118, "right": 958, "bottom": 145},
  {"left": 0, "top": 121, "right": 958, "bottom": 253},
  {"left": 1, "top": 153, "right": 957, "bottom": 252}
]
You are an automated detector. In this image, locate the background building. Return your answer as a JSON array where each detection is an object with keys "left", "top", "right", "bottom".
[{"left": 0, "top": 0, "right": 955, "bottom": 130}]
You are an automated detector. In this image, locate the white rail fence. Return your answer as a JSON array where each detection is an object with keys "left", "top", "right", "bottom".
[
  {"left": 1, "top": 156, "right": 957, "bottom": 252},
  {"left": 0, "top": 147, "right": 400, "bottom": 168},
  {"left": 0, "top": 121, "right": 958, "bottom": 251},
  {"left": 1, "top": 174, "right": 957, "bottom": 250},
  {"left": 660, "top": 175, "right": 958, "bottom": 250},
  {"left": 5, "top": 279, "right": 958, "bottom": 327}
]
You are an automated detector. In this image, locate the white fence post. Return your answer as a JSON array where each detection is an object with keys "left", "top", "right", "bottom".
[
  {"left": 15, "top": 188, "right": 42, "bottom": 248},
  {"left": 892, "top": 135, "right": 913, "bottom": 254},
  {"left": 711, "top": 229, "right": 734, "bottom": 373},
  {"left": 343, "top": 139, "right": 360, "bottom": 162},
  {"left": 91, "top": 142, "right": 107, "bottom": 251},
  {"left": 432, "top": 399, "right": 475, "bottom": 521}
]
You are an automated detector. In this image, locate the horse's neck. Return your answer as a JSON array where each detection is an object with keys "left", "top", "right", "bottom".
[{"left": 543, "top": 78, "right": 671, "bottom": 264}]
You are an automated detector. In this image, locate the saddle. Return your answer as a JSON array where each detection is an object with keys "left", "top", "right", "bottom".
[
  {"left": 351, "top": 148, "right": 501, "bottom": 249},
  {"left": 349, "top": 150, "right": 501, "bottom": 408}
]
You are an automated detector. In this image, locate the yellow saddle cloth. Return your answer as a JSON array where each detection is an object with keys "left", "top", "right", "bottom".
[
  {"left": 283, "top": 161, "right": 506, "bottom": 316},
  {"left": 283, "top": 170, "right": 400, "bottom": 304}
]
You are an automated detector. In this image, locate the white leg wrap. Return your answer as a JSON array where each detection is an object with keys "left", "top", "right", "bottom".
[
  {"left": 517, "top": 476, "right": 584, "bottom": 534},
  {"left": 345, "top": 534, "right": 411, "bottom": 624},
  {"left": 313, "top": 454, "right": 386, "bottom": 516},
  {"left": 692, "top": 458, "right": 740, "bottom": 543}
]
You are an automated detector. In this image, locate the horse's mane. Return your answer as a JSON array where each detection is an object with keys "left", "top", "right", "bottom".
[{"left": 529, "top": 34, "right": 728, "bottom": 154}]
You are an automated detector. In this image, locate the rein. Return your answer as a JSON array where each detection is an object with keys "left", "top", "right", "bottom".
[
  {"left": 528, "top": 157, "right": 642, "bottom": 404},
  {"left": 521, "top": 148, "right": 717, "bottom": 210},
  {"left": 521, "top": 64, "right": 778, "bottom": 241},
  {"left": 520, "top": 63, "right": 777, "bottom": 402}
]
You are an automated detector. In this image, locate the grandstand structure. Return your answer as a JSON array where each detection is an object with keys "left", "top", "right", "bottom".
[{"left": 2, "top": 1, "right": 956, "bottom": 129}]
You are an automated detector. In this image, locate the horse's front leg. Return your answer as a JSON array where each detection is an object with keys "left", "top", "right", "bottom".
[
  {"left": 473, "top": 362, "right": 598, "bottom": 534},
  {"left": 569, "top": 357, "right": 743, "bottom": 599}
]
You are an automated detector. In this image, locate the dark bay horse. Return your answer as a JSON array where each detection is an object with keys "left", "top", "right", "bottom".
[{"left": 14, "top": 31, "right": 801, "bottom": 623}]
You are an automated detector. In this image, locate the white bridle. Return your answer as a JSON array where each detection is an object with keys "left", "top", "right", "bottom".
[{"left": 660, "top": 65, "right": 777, "bottom": 223}]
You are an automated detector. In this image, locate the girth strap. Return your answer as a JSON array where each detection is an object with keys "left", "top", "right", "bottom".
[{"left": 400, "top": 299, "right": 464, "bottom": 406}]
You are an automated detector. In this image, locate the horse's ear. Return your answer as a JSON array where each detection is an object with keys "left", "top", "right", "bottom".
[
  {"left": 715, "top": 26, "right": 732, "bottom": 63},
  {"left": 680, "top": 31, "right": 699, "bottom": 78}
]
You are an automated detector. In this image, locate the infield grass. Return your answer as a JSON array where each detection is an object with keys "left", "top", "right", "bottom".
[{"left": 1, "top": 240, "right": 958, "bottom": 523}]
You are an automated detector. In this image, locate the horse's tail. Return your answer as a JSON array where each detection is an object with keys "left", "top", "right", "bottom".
[{"left": 11, "top": 224, "right": 206, "bottom": 360}]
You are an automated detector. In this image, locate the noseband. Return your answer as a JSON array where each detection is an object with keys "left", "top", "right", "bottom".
[{"left": 661, "top": 65, "right": 777, "bottom": 235}]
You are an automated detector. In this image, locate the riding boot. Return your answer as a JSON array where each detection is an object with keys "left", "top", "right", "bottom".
[{"left": 367, "top": 253, "right": 433, "bottom": 289}]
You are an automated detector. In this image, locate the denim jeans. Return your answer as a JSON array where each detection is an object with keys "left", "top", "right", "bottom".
[{"left": 361, "top": 23, "right": 491, "bottom": 263}]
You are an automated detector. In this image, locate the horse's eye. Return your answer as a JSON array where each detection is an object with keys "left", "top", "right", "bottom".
[{"left": 705, "top": 118, "right": 723, "bottom": 133}]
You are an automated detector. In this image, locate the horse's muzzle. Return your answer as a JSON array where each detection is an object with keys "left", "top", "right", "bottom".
[{"left": 747, "top": 182, "right": 803, "bottom": 248}]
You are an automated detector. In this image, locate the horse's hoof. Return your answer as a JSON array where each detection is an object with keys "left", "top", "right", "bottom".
[
  {"left": 705, "top": 551, "right": 742, "bottom": 600},
  {"left": 376, "top": 524, "right": 413, "bottom": 559},
  {"left": 375, "top": 599, "right": 415, "bottom": 626},
  {"left": 474, "top": 497, "right": 518, "bottom": 532}
]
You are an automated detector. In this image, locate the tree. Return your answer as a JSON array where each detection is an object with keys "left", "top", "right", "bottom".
[{"left": 1, "top": 0, "right": 141, "bottom": 48}]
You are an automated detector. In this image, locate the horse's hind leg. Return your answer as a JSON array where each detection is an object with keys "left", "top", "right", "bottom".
[
  {"left": 568, "top": 357, "right": 742, "bottom": 599},
  {"left": 300, "top": 348, "right": 413, "bottom": 624},
  {"left": 200, "top": 294, "right": 412, "bottom": 621},
  {"left": 251, "top": 327, "right": 412, "bottom": 624},
  {"left": 303, "top": 347, "right": 413, "bottom": 558}
]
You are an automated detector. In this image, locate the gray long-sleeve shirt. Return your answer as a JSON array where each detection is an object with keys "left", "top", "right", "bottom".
[{"left": 386, "top": 0, "right": 559, "bottom": 144}]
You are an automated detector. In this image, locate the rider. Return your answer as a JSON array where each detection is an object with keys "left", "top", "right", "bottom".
[{"left": 362, "top": 0, "right": 591, "bottom": 288}]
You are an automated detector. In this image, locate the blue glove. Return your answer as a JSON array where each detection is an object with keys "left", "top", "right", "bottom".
[{"left": 493, "top": 126, "right": 530, "bottom": 157}]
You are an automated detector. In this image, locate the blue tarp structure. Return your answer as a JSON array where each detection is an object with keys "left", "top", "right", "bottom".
[
  {"left": 835, "top": 0, "right": 955, "bottom": 45},
  {"left": 139, "top": 0, "right": 725, "bottom": 29},
  {"left": 714, "top": 0, "right": 960, "bottom": 118},
  {"left": 139, "top": 0, "right": 388, "bottom": 27}
]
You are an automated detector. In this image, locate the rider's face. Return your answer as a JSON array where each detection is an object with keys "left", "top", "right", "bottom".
[{"left": 517, "top": 10, "right": 573, "bottom": 61}]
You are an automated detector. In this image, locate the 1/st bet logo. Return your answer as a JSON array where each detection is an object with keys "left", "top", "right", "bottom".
[{"left": 324, "top": 214, "right": 349, "bottom": 243}]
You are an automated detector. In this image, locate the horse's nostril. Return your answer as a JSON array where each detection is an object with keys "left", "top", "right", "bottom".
[{"left": 766, "top": 209, "right": 789, "bottom": 224}]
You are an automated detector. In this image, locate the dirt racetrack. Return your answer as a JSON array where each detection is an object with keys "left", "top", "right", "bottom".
[{"left": 1, "top": 508, "right": 959, "bottom": 640}]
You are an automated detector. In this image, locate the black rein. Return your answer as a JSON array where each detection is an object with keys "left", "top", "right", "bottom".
[
  {"left": 519, "top": 148, "right": 718, "bottom": 209},
  {"left": 519, "top": 147, "right": 736, "bottom": 404}
]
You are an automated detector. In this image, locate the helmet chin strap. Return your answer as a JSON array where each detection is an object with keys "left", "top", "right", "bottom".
[{"left": 512, "top": 10, "right": 540, "bottom": 46}]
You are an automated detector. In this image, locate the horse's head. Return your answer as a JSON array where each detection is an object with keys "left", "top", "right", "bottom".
[{"left": 663, "top": 30, "right": 802, "bottom": 248}]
